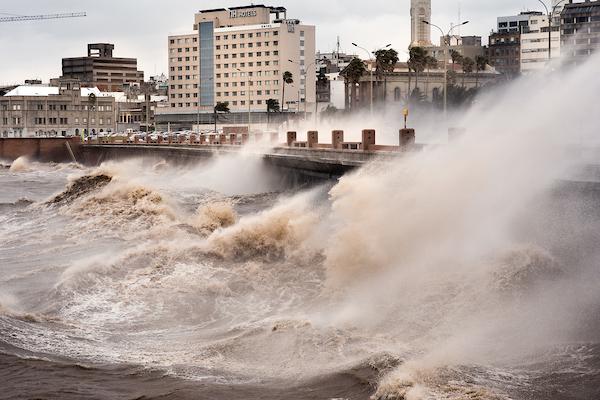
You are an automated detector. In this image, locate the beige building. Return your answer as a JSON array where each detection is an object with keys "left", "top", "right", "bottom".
[
  {"left": 159, "top": 5, "right": 315, "bottom": 129},
  {"left": 520, "top": 14, "right": 561, "bottom": 73},
  {"left": 0, "top": 80, "right": 116, "bottom": 138}
]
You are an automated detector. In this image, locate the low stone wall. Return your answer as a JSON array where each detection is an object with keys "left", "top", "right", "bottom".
[{"left": 0, "top": 137, "right": 82, "bottom": 163}]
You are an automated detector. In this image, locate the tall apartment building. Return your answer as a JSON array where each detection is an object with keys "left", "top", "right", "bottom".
[
  {"left": 0, "top": 80, "right": 116, "bottom": 138},
  {"left": 520, "top": 13, "right": 561, "bottom": 72},
  {"left": 160, "top": 5, "right": 315, "bottom": 128},
  {"left": 61, "top": 43, "right": 145, "bottom": 92},
  {"left": 487, "top": 31, "right": 522, "bottom": 77},
  {"left": 561, "top": 0, "right": 600, "bottom": 64}
]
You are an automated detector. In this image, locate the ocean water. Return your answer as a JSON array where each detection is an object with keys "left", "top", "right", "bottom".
[{"left": 1, "top": 152, "right": 600, "bottom": 400}]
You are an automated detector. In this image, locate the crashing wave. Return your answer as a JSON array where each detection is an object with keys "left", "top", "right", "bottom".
[
  {"left": 8, "top": 156, "right": 30, "bottom": 172},
  {"left": 47, "top": 174, "right": 113, "bottom": 205}
]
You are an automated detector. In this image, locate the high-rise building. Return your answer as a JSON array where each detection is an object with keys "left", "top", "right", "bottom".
[
  {"left": 159, "top": 5, "right": 315, "bottom": 129},
  {"left": 520, "top": 13, "right": 561, "bottom": 73},
  {"left": 61, "top": 44, "right": 145, "bottom": 92},
  {"left": 561, "top": 0, "right": 600, "bottom": 65},
  {"left": 410, "top": 0, "right": 433, "bottom": 48}
]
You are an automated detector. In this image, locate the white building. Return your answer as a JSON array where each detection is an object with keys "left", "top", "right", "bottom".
[
  {"left": 520, "top": 13, "right": 561, "bottom": 72},
  {"left": 159, "top": 5, "right": 316, "bottom": 129},
  {"left": 410, "top": 0, "right": 433, "bottom": 47}
]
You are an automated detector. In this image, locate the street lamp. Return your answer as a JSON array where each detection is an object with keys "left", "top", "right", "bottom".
[
  {"left": 422, "top": 20, "right": 469, "bottom": 117},
  {"left": 288, "top": 59, "right": 317, "bottom": 122},
  {"left": 537, "top": 0, "right": 568, "bottom": 63},
  {"left": 351, "top": 43, "right": 391, "bottom": 116},
  {"left": 236, "top": 68, "right": 251, "bottom": 134}
]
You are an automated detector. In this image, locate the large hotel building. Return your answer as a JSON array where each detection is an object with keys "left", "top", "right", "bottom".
[{"left": 158, "top": 5, "right": 315, "bottom": 128}]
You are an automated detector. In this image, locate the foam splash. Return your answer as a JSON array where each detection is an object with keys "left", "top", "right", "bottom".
[{"left": 8, "top": 156, "right": 30, "bottom": 172}]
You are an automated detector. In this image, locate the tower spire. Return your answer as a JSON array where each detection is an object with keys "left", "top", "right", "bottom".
[{"left": 410, "top": 0, "right": 433, "bottom": 48}]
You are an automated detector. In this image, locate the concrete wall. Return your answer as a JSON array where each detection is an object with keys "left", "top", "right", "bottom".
[{"left": 0, "top": 138, "right": 82, "bottom": 162}]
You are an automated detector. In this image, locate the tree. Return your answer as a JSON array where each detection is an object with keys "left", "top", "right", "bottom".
[
  {"left": 342, "top": 57, "right": 367, "bottom": 109},
  {"left": 87, "top": 93, "right": 96, "bottom": 136},
  {"left": 266, "top": 98, "right": 280, "bottom": 123},
  {"left": 408, "top": 46, "right": 427, "bottom": 92},
  {"left": 213, "top": 101, "right": 230, "bottom": 132},
  {"left": 475, "top": 55, "right": 488, "bottom": 88},
  {"left": 374, "top": 48, "right": 399, "bottom": 101},
  {"left": 450, "top": 50, "right": 463, "bottom": 65},
  {"left": 281, "top": 71, "right": 293, "bottom": 111},
  {"left": 461, "top": 57, "right": 475, "bottom": 87}
]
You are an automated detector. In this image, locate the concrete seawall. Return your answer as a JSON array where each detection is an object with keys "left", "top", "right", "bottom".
[
  {"left": 0, "top": 138, "right": 82, "bottom": 163},
  {"left": 80, "top": 144, "right": 406, "bottom": 179}
]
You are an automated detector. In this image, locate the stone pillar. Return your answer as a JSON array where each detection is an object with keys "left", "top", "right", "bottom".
[
  {"left": 209, "top": 134, "right": 216, "bottom": 144},
  {"left": 190, "top": 134, "right": 196, "bottom": 144},
  {"left": 270, "top": 132, "right": 279, "bottom": 143},
  {"left": 362, "top": 129, "right": 376, "bottom": 151},
  {"left": 287, "top": 131, "right": 297, "bottom": 147},
  {"left": 307, "top": 131, "right": 318, "bottom": 148},
  {"left": 229, "top": 133, "right": 237, "bottom": 144},
  {"left": 255, "top": 132, "right": 264, "bottom": 142},
  {"left": 219, "top": 134, "right": 227, "bottom": 144},
  {"left": 332, "top": 130, "right": 344, "bottom": 150},
  {"left": 200, "top": 134, "right": 206, "bottom": 144},
  {"left": 158, "top": 135, "right": 163, "bottom": 144},
  {"left": 241, "top": 133, "right": 249, "bottom": 144},
  {"left": 400, "top": 129, "right": 416, "bottom": 150}
]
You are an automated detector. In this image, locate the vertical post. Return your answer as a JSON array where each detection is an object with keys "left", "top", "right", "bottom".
[
  {"left": 361, "top": 129, "right": 376, "bottom": 151},
  {"left": 287, "top": 131, "right": 297, "bottom": 147},
  {"left": 332, "top": 130, "right": 344, "bottom": 150},
  {"left": 307, "top": 130, "right": 318, "bottom": 148},
  {"left": 400, "top": 128, "right": 416, "bottom": 151}
]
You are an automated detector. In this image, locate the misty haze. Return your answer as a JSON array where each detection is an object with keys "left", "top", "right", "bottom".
[{"left": 2, "top": 1, "right": 600, "bottom": 400}]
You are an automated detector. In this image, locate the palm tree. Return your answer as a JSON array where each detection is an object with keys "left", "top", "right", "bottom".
[
  {"left": 374, "top": 48, "right": 399, "bottom": 102},
  {"left": 408, "top": 46, "right": 427, "bottom": 93},
  {"left": 461, "top": 57, "right": 475, "bottom": 87},
  {"left": 213, "top": 101, "right": 230, "bottom": 132},
  {"left": 87, "top": 93, "right": 96, "bottom": 136},
  {"left": 266, "top": 98, "right": 280, "bottom": 123},
  {"left": 475, "top": 55, "right": 488, "bottom": 88},
  {"left": 450, "top": 50, "right": 463, "bottom": 66},
  {"left": 342, "top": 57, "right": 367, "bottom": 109},
  {"left": 281, "top": 71, "right": 293, "bottom": 112}
]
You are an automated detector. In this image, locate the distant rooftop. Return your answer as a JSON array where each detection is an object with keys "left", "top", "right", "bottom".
[{"left": 3, "top": 85, "right": 110, "bottom": 97}]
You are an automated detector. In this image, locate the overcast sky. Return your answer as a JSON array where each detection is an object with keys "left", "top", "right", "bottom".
[{"left": 0, "top": 0, "right": 545, "bottom": 84}]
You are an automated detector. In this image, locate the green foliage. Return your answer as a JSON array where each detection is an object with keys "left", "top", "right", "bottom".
[
  {"left": 462, "top": 57, "right": 475, "bottom": 74},
  {"left": 374, "top": 48, "right": 399, "bottom": 79},
  {"left": 343, "top": 57, "right": 367, "bottom": 84},
  {"left": 214, "top": 101, "right": 230, "bottom": 113},
  {"left": 266, "top": 98, "right": 280, "bottom": 113}
]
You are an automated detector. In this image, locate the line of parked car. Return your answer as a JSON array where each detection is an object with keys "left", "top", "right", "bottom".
[{"left": 85, "top": 129, "right": 223, "bottom": 144}]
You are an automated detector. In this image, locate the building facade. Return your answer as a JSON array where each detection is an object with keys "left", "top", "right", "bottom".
[
  {"left": 425, "top": 35, "right": 485, "bottom": 63},
  {"left": 561, "top": 0, "right": 600, "bottom": 64},
  {"left": 61, "top": 43, "right": 145, "bottom": 92},
  {"left": 0, "top": 80, "right": 116, "bottom": 138},
  {"left": 410, "top": 0, "right": 433, "bottom": 47},
  {"left": 487, "top": 31, "right": 522, "bottom": 77},
  {"left": 159, "top": 5, "right": 315, "bottom": 129},
  {"left": 520, "top": 13, "right": 561, "bottom": 73}
]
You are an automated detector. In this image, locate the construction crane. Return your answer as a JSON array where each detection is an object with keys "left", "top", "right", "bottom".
[{"left": 0, "top": 12, "right": 86, "bottom": 23}]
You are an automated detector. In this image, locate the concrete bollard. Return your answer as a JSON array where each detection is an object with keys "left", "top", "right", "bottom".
[
  {"left": 307, "top": 131, "right": 319, "bottom": 148},
  {"left": 270, "top": 132, "right": 279, "bottom": 143},
  {"left": 241, "top": 133, "right": 249, "bottom": 144},
  {"left": 400, "top": 129, "right": 416, "bottom": 150},
  {"left": 287, "top": 131, "right": 297, "bottom": 147},
  {"left": 219, "top": 134, "right": 227, "bottom": 144},
  {"left": 229, "top": 133, "right": 237, "bottom": 144},
  {"left": 332, "top": 130, "right": 344, "bottom": 150},
  {"left": 200, "top": 134, "right": 207, "bottom": 144},
  {"left": 362, "top": 129, "right": 376, "bottom": 151},
  {"left": 209, "top": 134, "right": 216, "bottom": 144}
]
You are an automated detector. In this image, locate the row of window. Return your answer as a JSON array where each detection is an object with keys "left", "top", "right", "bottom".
[
  {"left": 215, "top": 50, "right": 280, "bottom": 59},
  {"left": 1, "top": 117, "right": 112, "bottom": 125},
  {"left": 170, "top": 37, "right": 198, "bottom": 44},
  {"left": 170, "top": 47, "right": 199, "bottom": 54},
  {"left": 171, "top": 98, "right": 275, "bottom": 108},
  {"left": 216, "top": 41, "right": 278, "bottom": 50},
  {"left": 0, "top": 104, "right": 113, "bottom": 111},
  {"left": 215, "top": 31, "right": 279, "bottom": 41},
  {"left": 216, "top": 89, "right": 279, "bottom": 97}
]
